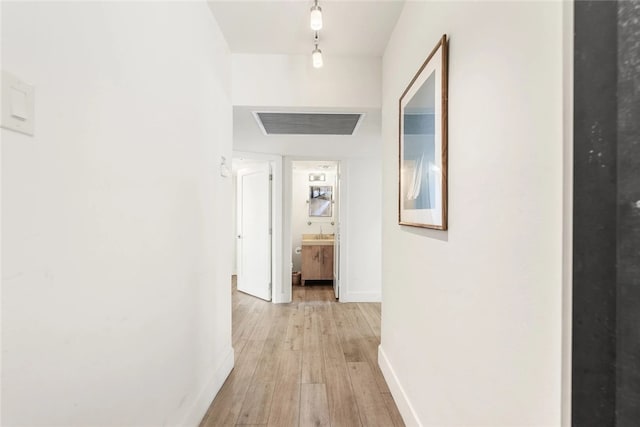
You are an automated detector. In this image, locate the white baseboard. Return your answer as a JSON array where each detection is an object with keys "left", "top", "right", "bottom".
[
  {"left": 378, "top": 345, "right": 422, "bottom": 427},
  {"left": 339, "top": 291, "right": 381, "bottom": 303},
  {"left": 182, "top": 347, "right": 235, "bottom": 427}
]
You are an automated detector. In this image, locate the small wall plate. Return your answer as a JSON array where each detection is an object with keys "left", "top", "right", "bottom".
[{"left": 2, "top": 70, "right": 35, "bottom": 136}]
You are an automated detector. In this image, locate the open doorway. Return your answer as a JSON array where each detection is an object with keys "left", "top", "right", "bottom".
[{"left": 289, "top": 160, "right": 341, "bottom": 299}]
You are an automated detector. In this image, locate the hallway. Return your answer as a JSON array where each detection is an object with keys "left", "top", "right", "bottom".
[
  {"left": 200, "top": 281, "right": 404, "bottom": 426},
  {"left": 1, "top": 1, "right": 583, "bottom": 425}
]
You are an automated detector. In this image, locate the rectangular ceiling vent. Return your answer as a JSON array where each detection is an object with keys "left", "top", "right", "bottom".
[{"left": 254, "top": 112, "right": 364, "bottom": 136}]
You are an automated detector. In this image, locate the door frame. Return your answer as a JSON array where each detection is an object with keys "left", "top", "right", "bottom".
[
  {"left": 233, "top": 151, "right": 283, "bottom": 302},
  {"left": 283, "top": 156, "right": 348, "bottom": 303}
]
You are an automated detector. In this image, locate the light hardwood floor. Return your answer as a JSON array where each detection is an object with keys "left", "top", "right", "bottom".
[{"left": 199, "top": 280, "right": 405, "bottom": 427}]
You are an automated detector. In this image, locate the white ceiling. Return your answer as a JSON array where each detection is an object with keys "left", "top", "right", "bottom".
[{"left": 207, "top": 0, "right": 405, "bottom": 56}]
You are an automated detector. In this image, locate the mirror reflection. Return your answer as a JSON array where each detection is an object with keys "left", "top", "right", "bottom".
[{"left": 309, "top": 185, "right": 333, "bottom": 217}]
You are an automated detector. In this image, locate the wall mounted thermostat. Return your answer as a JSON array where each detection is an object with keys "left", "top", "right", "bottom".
[{"left": 2, "top": 70, "right": 35, "bottom": 136}]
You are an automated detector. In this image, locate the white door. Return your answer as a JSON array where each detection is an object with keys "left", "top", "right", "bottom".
[
  {"left": 237, "top": 163, "right": 272, "bottom": 301},
  {"left": 333, "top": 165, "right": 341, "bottom": 299}
]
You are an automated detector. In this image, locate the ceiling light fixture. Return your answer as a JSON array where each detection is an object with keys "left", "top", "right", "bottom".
[
  {"left": 310, "top": 0, "right": 323, "bottom": 31},
  {"left": 312, "top": 32, "right": 323, "bottom": 68}
]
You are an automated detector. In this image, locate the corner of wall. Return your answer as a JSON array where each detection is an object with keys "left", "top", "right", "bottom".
[{"left": 561, "top": 1, "right": 574, "bottom": 426}]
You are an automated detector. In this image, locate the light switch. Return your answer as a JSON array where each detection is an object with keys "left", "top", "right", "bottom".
[
  {"left": 2, "top": 70, "right": 34, "bottom": 136},
  {"left": 10, "top": 87, "right": 28, "bottom": 120}
]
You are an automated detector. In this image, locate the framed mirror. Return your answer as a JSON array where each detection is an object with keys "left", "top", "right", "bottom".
[{"left": 309, "top": 185, "right": 333, "bottom": 217}]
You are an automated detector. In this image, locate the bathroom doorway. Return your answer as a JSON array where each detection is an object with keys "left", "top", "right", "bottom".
[{"left": 288, "top": 160, "right": 341, "bottom": 299}]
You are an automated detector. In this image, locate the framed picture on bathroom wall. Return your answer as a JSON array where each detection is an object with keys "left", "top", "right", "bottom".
[
  {"left": 399, "top": 34, "right": 448, "bottom": 230},
  {"left": 309, "top": 185, "right": 332, "bottom": 217}
]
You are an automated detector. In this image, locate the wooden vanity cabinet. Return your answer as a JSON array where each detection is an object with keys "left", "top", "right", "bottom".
[{"left": 301, "top": 245, "right": 334, "bottom": 285}]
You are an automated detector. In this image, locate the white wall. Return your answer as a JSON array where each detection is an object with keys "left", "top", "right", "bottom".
[
  {"left": 341, "top": 158, "right": 382, "bottom": 300},
  {"left": 1, "top": 2, "right": 233, "bottom": 426},
  {"left": 232, "top": 54, "right": 381, "bottom": 109},
  {"left": 291, "top": 169, "right": 337, "bottom": 271},
  {"left": 379, "top": 1, "right": 565, "bottom": 426}
]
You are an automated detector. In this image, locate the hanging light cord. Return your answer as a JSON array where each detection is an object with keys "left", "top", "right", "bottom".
[{"left": 311, "top": 1, "right": 323, "bottom": 67}]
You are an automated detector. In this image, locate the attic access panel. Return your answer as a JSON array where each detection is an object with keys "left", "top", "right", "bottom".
[{"left": 254, "top": 112, "right": 364, "bottom": 135}]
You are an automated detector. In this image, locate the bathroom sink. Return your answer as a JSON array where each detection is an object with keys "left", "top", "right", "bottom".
[{"left": 301, "top": 234, "right": 335, "bottom": 246}]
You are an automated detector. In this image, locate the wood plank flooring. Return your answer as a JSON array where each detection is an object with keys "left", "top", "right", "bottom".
[{"left": 200, "top": 280, "right": 404, "bottom": 427}]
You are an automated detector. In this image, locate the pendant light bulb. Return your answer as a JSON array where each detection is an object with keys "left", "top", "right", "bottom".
[
  {"left": 312, "top": 45, "right": 323, "bottom": 68},
  {"left": 310, "top": 3, "right": 323, "bottom": 31}
]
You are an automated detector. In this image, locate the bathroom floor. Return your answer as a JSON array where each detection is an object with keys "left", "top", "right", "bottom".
[{"left": 199, "top": 278, "right": 404, "bottom": 426}]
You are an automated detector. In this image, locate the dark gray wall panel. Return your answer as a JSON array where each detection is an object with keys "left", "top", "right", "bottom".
[
  {"left": 574, "top": 1, "right": 640, "bottom": 426},
  {"left": 616, "top": 2, "right": 640, "bottom": 425},
  {"left": 573, "top": 1, "right": 618, "bottom": 426}
]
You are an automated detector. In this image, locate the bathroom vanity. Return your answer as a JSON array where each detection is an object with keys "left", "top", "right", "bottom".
[{"left": 301, "top": 234, "right": 334, "bottom": 286}]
